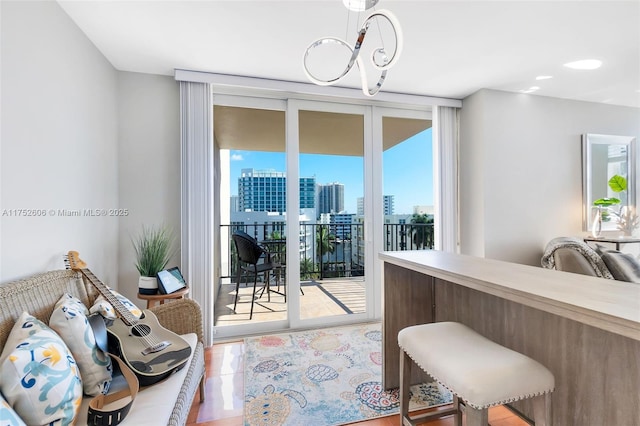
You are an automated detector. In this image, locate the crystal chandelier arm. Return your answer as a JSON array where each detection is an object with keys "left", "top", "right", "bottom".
[
  {"left": 366, "top": 10, "right": 403, "bottom": 70},
  {"left": 302, "top": 37, "right": 356, "bottom": 86},
  {"left": 357, "top": 56, "right": 387, "bottom": 97},
  {"left": 302, "top": 8, "right": 402, "bottom": 96}
]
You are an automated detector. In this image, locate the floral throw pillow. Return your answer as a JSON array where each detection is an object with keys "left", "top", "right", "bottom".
[
  {"left": 0, "top": 312, "right": 82, "bottom": 426},
  {"left": 49, "top": 294, "right": 113, "bottom": 396}
]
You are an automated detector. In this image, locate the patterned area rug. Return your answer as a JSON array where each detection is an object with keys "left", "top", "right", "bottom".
[{"left": 244, "top": 322, "right": 452, "bottom": 426}]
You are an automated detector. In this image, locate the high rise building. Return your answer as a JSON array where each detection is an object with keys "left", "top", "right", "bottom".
[
  {"left": 238, "top": 168, "right": 315, "bottom": 213},
  {"left": 330, "top": 212, "right": 354, "bottom": 239},
  {"left": 230, "top": 195, "right": 240, "bottom": 213},
  {"left": 318, "top": 182, "right": 345, "bottom": 216},
  {"left": 383, "top": 195, "right": 395, "bottom": 215},
  {"left": 357, "top": 195, "right": 394, "bottom": 215}
]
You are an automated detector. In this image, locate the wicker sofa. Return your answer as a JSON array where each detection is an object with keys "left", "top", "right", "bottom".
[{"left": 0, "top": 269, "right": 205, "bottom": 426}]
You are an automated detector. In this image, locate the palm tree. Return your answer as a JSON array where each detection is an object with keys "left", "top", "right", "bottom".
[
  {"left": 409, "top": 214, "right": 434, "bottom": 249},
  {"left": 316, "top": 225, "right": 336, "bottom": 279},
  {"left": 300, "top": 257, "right": 316, "bottom": 280},
  {"left": 269, "top": 230, "right": 282, "bottom": 240},
  {"left": 316, "top": 225, "right": 336, "bottom": 259},
  {"left": 265, "top": 231, "right": 285, "bottom": 263}
]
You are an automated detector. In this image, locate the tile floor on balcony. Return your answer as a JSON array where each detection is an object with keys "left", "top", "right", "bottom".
[{"left": 214, "top": 277, "right": 366, "bottom": 326}]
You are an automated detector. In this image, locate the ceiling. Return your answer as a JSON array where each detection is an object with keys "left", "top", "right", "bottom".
[{"left": 57, "top": 1, "right": 640, "bottom": 108}]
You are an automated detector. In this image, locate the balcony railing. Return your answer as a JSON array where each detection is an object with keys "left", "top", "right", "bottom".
[{"left": 222, "top": 222, "right": 434, "bottom": 281}]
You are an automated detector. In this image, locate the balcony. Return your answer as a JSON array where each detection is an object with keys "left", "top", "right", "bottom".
[{"left": 215, "top": 222, "right": 434, "bottom": 326}]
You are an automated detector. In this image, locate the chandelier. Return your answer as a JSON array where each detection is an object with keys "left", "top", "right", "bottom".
[{"left": 303, "top": 0, "right": 403, "bottom": 97}]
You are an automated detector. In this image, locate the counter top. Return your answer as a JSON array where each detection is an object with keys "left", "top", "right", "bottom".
[{"left": 380, "top": 250, "right": 640, "bottom": 341}]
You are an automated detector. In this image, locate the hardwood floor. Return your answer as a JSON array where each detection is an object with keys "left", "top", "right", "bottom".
[{"left": 185, "top": 340, "right": 530, "bottom": 426}]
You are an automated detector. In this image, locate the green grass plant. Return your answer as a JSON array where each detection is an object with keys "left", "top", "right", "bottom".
[{"left": 132, "top": 225, "right": 176, "bottom": 277}]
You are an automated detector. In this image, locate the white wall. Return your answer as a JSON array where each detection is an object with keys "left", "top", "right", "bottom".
[
  {"left": 1, "top": 0, "right": 119, "bottom": 283},
  {"left": 116, "top": 72, "right": 180, "bottom": 303},
  {"left": 460, "top": 89, "right": 640, "bottom": 266}
]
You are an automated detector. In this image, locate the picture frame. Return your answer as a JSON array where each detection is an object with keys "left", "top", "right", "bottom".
[{"left": 156, "top": 267, "right": 187, "bottom": 294}]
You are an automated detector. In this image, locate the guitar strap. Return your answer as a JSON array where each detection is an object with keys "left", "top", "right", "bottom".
[
  {"left": 87, "top": 352, "right": 139, "bottom": 426},
  {"left": 87, "top": 314, "right": 140, "bottom": 426}
]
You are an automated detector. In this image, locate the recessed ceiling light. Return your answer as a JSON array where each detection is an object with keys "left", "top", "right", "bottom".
[
  {"left": 536, "top": 75, "right": 553, "bottom": 80},
  {"left": 563, "top": 59, "right": 602, "bottom": 70}
]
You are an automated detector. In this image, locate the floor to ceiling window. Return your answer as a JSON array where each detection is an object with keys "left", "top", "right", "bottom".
[
  {"left": 380, "top": 112, "right": 433, "bottom": 253},
  {"left": 212, "top": 97, "right": 289, "bottom": 336},
  {"left": 208, "top": 92, "right": 439, "bottom": 339},
  {"left": 295, "top": 102, "right": 368, "bottom": 325},
  {"left": 177, "top": 72, "right": 461, "bottom": 345}
]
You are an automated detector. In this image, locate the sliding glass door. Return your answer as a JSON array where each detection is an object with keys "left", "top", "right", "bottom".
[
  {"left": 213, "top": 96, "right": 290, "bottom": 336},
  {"left": 288, "top": 100, "right": 372, "bottom": 328},
  {"left": 212, "top": 95, "right": 433, "bottom": 338}
]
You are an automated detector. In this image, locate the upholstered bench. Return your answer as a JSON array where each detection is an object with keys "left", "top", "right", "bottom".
[{"left": 398, "top": 322, "right": 555, "bottom": 426}]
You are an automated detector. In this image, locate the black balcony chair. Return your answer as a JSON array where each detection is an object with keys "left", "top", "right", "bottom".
[{"left": 232, "top": 231, "right": 280, "bottom": 319}]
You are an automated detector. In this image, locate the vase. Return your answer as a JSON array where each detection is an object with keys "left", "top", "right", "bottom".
[
  {"left": 591, "top": 206, "right": 603, "bottom": 238},
  {"left": 138, "top": 276, "right": 158, "bottom": 295}
]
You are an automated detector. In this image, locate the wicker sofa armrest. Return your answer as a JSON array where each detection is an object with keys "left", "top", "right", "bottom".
[{"left": 149, "top": 298, "right": 203, "bottom": 343}]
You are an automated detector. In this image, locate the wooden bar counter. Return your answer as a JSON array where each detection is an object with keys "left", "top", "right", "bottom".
[{"left": 380, "top": 250, "right": 640, "bottom": 426}]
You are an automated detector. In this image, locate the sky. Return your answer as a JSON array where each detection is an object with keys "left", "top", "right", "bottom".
[{"left": 229, "top": 128, "right": 433, "bottom": 215}]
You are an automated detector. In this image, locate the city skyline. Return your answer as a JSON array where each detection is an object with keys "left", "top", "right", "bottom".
[{"left": 229, "top": 128, "right": 433, "bottom": 215}]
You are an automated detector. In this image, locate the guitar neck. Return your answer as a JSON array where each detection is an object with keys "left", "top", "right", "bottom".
[{"left": 80, "top": 268, "right": 139, "bottom": 326}]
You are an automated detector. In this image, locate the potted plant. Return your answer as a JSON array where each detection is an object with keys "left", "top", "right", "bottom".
[
  {"left": 132, "top": 225, "right": 176, "bottom": 294},
  {"left": 592, "top": 174, "right": 639, "bottom": 236}
]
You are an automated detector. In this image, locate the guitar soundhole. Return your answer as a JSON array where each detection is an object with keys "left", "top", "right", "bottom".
[{"left": 131, "top": 324, "right": 151, "bottom": 337}]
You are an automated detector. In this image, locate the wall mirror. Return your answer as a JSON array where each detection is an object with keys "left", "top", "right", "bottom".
[{"left": 582, "top": 133, "right": 637, "bottom": 232}]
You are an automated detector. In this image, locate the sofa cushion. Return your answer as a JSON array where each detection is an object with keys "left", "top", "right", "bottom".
[
  {"left": 1, "top": 392, "right": 26, "bottom": 426},
  {"left": 596, "top": 247, "right": 640, "bottom": 284},
  {"left": 0, "top": 312, "right": 82, "bottom": 425},
  {"left": 75, "top": 333, "right": 198, "bottom": 426},
  {"left": 49, "top": 294, "right": 113, "bottom": 396}
]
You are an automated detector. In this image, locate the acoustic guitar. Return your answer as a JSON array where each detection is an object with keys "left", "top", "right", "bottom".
[{"left": 65, "top": 251, "right": 192, "bottom": 386}]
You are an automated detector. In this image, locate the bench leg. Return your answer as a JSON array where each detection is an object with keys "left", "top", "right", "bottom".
[
  {"left": 452, "top": 395, "right": 462, "bottom": 426},
  {"left": 199, "top": 376, "right": 205, "bottom": 402},
  {"left": 465, "top": 406, "right": 488, "bottom": 426},
  {"left": 400, "top": 349, "right": 412, "bottom": 425},
  {"left": 399, "top": 349, "right": 460, "bottom": 426},
  {"left": 533, "top": 393, "right": 552, "bottom": 426}
]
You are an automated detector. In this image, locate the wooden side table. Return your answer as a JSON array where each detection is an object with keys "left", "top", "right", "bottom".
[{"left": 137, "top": 287, "right": 189, "bottom": 309}]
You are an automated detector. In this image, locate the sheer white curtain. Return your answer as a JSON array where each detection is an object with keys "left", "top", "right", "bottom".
[
  {"left": 179, "top": 81, "right": 215, "bottom": 345},
  {"left": 433, "top": 106, "right": 460, "bottom": 253}
]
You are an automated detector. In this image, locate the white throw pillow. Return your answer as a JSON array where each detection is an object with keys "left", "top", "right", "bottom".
[
  {"left": 89, "top": 288, "right": 142, "bottom": 320},
  {"left": 0, "top": 312, "right": 82, "bottom": 426},
  {"left": 49, "top": 294, "right": 112, "bottom": 396},
  {"left": 0, "top": 392, "right": 26, "bottom": 426}
]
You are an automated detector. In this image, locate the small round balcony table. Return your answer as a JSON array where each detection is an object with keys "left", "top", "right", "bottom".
[{"left": 137, "top": 287, "right": 189, "bottom": 309}]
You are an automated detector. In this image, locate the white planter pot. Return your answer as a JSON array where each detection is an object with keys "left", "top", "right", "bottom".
[{"left": 138, "top": 276, "right": 158, "bottom": 295}]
